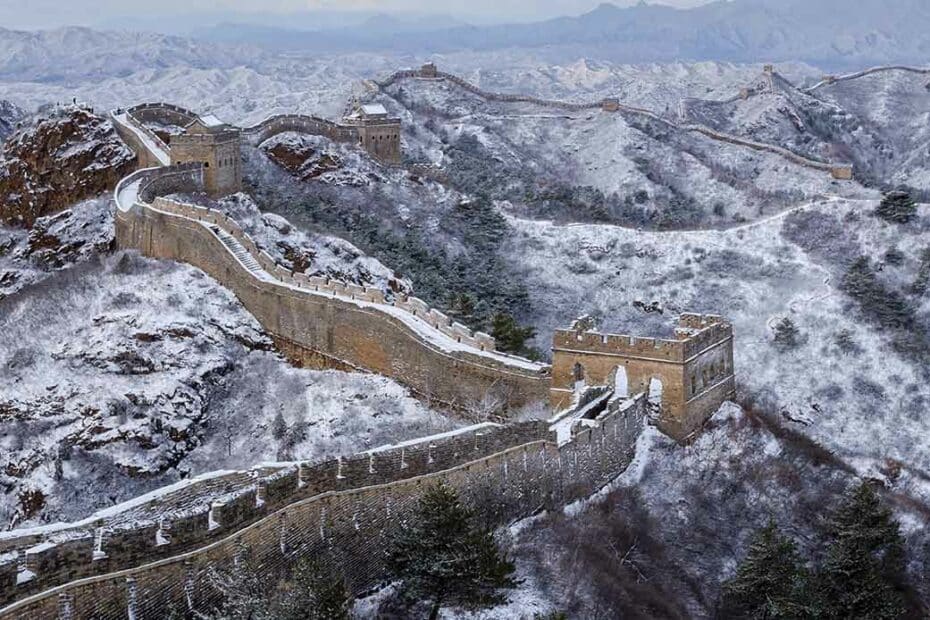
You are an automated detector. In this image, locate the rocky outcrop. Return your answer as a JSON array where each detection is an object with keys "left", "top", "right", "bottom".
[
  {"left": 260, "top": 132, "right": 374, "bottom": 187},
  {"left": 0, "top": 100, "right": 24, "bottom": 143},
  {"left": 0, "top": 105, "right": 134, "bottom": 226}
]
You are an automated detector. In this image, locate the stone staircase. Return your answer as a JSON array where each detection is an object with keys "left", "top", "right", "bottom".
[{"left": 211, "top": 225, "right": 271, "bottom": 281}]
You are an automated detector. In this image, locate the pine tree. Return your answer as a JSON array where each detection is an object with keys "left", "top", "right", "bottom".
[
  {"left": 273, "top": 557, "right": 351, "bottom": 620},
  {"left": 719, "top": 520, "right": 807, "bottom": 619},
  {"left": 271, "top": 410, "right": 288, "bottom": 441},
  {"left": 491, "top": 313, "right": 536, "bottom": 354},
  {"left": 206, "top": 554, "right": 276, "bottom": 620},
  {"left": 814, "top": 482, "right": 906, "bottom": 619},
  {"left": 875, "top": 191, "right": 917, "bottom": 224},
  {"left": 772, "top": 317, "right": 800, "bottom": 350},
  {"left": 387, "top": 482, "right": 518, "bottom": 619}
]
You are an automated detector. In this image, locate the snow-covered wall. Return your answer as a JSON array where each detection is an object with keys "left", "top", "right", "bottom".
[
  {"left": 0, "top": 395, "right": 646, "bottom": 618},
  {"left": 112, "top": 185, "right": 550, "bottom": 413}
]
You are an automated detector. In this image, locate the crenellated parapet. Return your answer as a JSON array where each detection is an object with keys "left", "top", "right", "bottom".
[
  {"left": 0, "top": 394, "right": 647, "bottom": 617},
  {"left": 376, "top": 63, "right": 855, "bottom": 179},
  {"left": 113, "top": 170, "right": 550, "bottom": 416},
  {"left": 146, "top": 195, "right": 502, "bottom": 354},
  {"left": 551, "top": 314, "right": 735, "bottom": 441}
]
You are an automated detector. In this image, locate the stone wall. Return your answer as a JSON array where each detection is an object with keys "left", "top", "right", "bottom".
[
  {"left": 353, "top": 120, "right": 402, "bottom": 165},
  {"left": 114, "top": 199, "right": 550, "bottom": 412},
  {"left": 111, "top": 120, "right": 163, "bottom": 169},
  {"left": 0, "top": 395, "right": 646, "bottom": 619},
  {"left": 551, "top": 314, "right": 735, "bottom": 441},
  {"left": 169, "top": 132, "right": 242, "bottom": 196},
  {"left": 377, "top": 64, "right": 853, "bottom": 178},
  {"left": 242, "top": 114, "right": 403, "bottom": 165},
  {"left": 125, "top": 103, "right": 197, "bottom": 132},
  {"left": 241, "top": 114, "right": 359, "bottom": 147}
]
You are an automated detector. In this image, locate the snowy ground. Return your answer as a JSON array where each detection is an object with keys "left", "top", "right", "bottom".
[
  {"left": 382, "top": 77, "right": 874, "bottom": 228},
  {"left": 0, "top": 200, "right": 457, "bottom": 528},
  {"left": 504, "top": 197, "right": 930, "bottom": 489},
  {"left": 192, "top": 190, "right": 412, "bottom": 294}
]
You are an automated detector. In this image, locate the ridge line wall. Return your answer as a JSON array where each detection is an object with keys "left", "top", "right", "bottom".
[
  {"left": 113, "top": 202, "right": 549, "bottom": 412},
  {"left": 1, "top": 397, "right": 646, "bottom": 619},
  {"left": 378, "top": 65, "right": 851, "bottom": 177},
  {"left": 149, "top": 196, "right": 500, "bottom": 352}
]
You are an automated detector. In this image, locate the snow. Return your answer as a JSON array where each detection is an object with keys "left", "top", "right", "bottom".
[
  {"left": 134, "top": 195, "right": 547, "bottom": 372},
  {"left": 196, "top": 113, "right": 225, "bottom": 128},
  {"left": 367, "top": 422, "right": 501, "bottom": 454},
  {"left": 111, "top": 111, "right": 169, "bottom": 165},
  {"left": 0, "top": 219, "right": 463, "bottom": 526},
  {"left": 504, "top": 197, "right": 930, "bottom": 486},
  {"left": 360, "top": 104, "right": 388, "bottom": 116}
]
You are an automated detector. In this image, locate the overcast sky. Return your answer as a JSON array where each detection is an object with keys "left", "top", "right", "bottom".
[{"left": 0, "top": 0, "right": 715, "bottom": 30}]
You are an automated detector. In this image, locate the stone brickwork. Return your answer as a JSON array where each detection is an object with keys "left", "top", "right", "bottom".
[
  {"left": 241, "top": 111, "right": 402, "bottom": 165},
  {"left": 241, "top": 114, "right": 358, "bottom": 148},
  {"left": 112, "top": 191, "right": 550, "bottom": 413},
  {"left": 550, "top": 314, "right": 735, "bottom": 441},
  {"left": 0, "top": 394, "right": 646, "bottom": 618},
  {"left": 169, "top": 122, "right": 241, "bottom": 197}
]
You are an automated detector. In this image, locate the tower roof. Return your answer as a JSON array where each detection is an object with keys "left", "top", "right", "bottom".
[{"left": 184, "top": 113, "right": 230, "bottom": 134}]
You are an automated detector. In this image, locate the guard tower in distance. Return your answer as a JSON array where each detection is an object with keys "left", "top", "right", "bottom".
[
  {"left": 170, "top": 114, "right": 242, "bottom": 196},
  {"left": 342, "top": 103, "right": 402, "bottom": 165}
]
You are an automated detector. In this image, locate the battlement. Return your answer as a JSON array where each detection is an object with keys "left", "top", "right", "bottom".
[
  {"left": 552, "top": 314, "right": 730, "bottom": 363},
  {"left": 550, "top": 314, "right": 735, "bottom": 441},
  {"left": 0, "top": 395, "right": 647, "bottom": 615},
  {"left": 149, "top": 196, "right": 501, "bottom": 354}
]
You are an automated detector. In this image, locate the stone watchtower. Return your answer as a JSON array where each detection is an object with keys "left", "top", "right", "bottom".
[
  {"left": 550, "top": 314, "right": 736, "bottom": 441},
  {"left": 342, "top": 103, "right": 402, "bottom": 165},
  {"left": 170, "top": 114, "right": 242, "bottom": 196}
]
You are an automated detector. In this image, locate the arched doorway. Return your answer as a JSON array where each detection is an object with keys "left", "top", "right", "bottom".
[
  {"left": 572, "top": 362, "right": 586, "bottom": 392},
  {"left": 648, "top": 377, "right": 663, "bottom": 408},
  {"left": 612, "top": 366, "right": 629, "bottom": 398}
]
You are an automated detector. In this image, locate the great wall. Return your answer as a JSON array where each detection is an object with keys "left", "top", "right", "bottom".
[
  {"left": 0, "top": 67, "right": 751, "bottom": 617},
  {"left": 805, "top": 64, "right": 930, "bottom": 93},
  {"left": 376, "top": 63, "right": 856, "bottom": 180}
]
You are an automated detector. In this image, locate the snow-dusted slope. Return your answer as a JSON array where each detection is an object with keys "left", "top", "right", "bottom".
[
  {"left": 686, "top": 68, "right": 930, "bottom": 190},
  {"left": 0, "top": 100, "right": 24, "bottom": 143},
  {"left": 385, "top": 77, "right": 870, "bottom": 228},
  {"left": 505, "top": 198, "right": 930, "bottom": 483},
  {"left": 0, "top": 213, "right": 455, "bottom": 527}
]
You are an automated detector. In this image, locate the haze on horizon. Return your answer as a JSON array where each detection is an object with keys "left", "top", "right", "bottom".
[{"left": 0, "top": 0, "right": 714, "bottom": 31}]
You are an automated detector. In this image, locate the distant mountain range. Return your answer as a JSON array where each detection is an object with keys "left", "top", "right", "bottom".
[{"left": 191, "top": 0, "right": 930, "bottom": 69}]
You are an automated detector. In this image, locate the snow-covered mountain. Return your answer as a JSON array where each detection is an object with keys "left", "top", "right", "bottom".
[
  {"left": 686, "top": 68, "right": 930, "bottom": 190},
  {"left": 1, "top": 22, "right": 929, "bottom": 616},
  {"left": 0, "top": 26, "right": 268, "bottom": 82},
  {"left": 0, "top": 100, "right": 24, "bottom": 143},
  {"left": 187, "top": 0, "right": 930, "bottom": 69}
]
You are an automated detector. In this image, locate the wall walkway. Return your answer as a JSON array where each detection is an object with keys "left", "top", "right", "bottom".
[
  {"left": 0, "top": 389, "right": 646, "bottom": 619},
  {"left": 377, "top": 66, "right": 853, "bottom": 178}
]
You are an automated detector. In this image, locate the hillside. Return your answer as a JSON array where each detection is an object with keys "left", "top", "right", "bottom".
[
  {"left": 0, "top": 197, "right": 454, "bottom": 528},
  {"left": 0, "top": 27, "right": 928, "bottom": 615},
  {"left": 380, "top": 74, "right": 871, "bottom": 229},
  {"left": 686, "top": 67, "right": 930, "bottom": 190},
  {"left": 0, "top": 104, "right": 133, "bottom": 225},
  {"left": 0, "top": 101, "right": 23, "bottom": 143}
]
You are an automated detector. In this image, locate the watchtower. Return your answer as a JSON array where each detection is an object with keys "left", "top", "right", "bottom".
[
  {"left": 550, "top": 314, "right": 735, "bottom": 441},
  {"left": 343, "top": 103, "right": 402, "bottom": 165},
  {"left": 170, "top": 114, "right": 242, "bottom": 196},
  {"left": 601, "top": 97, "right": 620, "bottom": 112}
]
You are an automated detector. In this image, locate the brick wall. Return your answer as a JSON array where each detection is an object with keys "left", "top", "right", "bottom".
[
  {"left": 0, "top": 397, "right": 646, "bottom": 619},
  {"left": 114, "top": 200, "right": 549, "bottom": 412}
]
